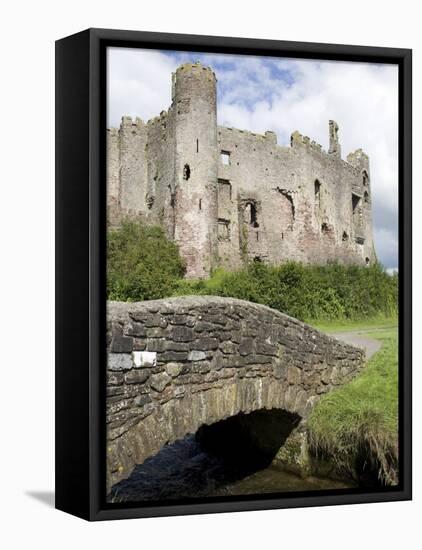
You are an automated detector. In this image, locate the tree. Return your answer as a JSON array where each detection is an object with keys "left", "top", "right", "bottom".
[{"left": 107, "top": 220, "right": 186, "bottom": 301}]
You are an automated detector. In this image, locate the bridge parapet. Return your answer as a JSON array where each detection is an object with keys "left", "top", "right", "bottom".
[{"left": 107, "top": 296, "right": 364, "bottom": 490}]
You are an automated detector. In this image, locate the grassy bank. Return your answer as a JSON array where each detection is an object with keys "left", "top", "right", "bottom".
[
  {"left": 307, "top": 324, "right": 398, "bottom": 485},
  {"left": 312, "top": 317, "right": 397, "bottom": 334}
]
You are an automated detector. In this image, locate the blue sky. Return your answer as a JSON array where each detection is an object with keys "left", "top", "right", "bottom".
[{"left": 107, "top": 48, "right": 398, "bottom": 270}]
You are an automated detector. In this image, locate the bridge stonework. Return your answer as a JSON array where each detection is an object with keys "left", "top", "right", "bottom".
[{"left": 106, "top": 296, "right": 364, "bottom": 491}]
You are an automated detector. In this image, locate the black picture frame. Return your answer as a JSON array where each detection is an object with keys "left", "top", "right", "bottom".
[{"left": 55, "top": 28, "right": 412, "bottom": 521}]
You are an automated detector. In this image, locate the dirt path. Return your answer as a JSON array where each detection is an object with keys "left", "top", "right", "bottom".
[{"left": 331, "top": 331, "right": 382, "bottom": 360}]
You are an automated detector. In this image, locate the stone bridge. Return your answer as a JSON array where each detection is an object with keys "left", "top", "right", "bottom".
[{"left": 106, "top": 296, "right": 364, "bottom": 491}]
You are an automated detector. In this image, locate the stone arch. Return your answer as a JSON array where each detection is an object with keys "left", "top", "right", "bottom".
[{"left": 106, "top": 296, "right": 364, "bottom": 491}]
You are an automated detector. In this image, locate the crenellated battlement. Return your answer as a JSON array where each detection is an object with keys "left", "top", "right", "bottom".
[
  {"left": 218, "top": 126, "right": 285, "bottom": 148},
  {"left": 290, "top": 130, "right": 324, "bottom": 154},
  {"left": 175, "top": 62, "right": 216, "bottom": 78},
  {"left": 119, "top": 115, "right": 146, "bottom": 129},
  {"left": 147, "top": 109, "right": 169, "bottom": 127},
  {"left": 347, "top": 148, "right": 369, "bottom": 167}
]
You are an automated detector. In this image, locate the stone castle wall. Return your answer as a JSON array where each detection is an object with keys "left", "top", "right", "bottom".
[{"left": 107, "top": 62, "right": 376, "bottom": 278}]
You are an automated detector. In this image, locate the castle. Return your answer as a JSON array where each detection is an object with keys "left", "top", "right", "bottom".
[{"left": 107, "top": 62, "right": 375, "bottom": 279}]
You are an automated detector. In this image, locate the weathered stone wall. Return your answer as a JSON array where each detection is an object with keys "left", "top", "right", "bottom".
[
  {"left": 106, "top": 296, "right": 364, "bottom": 491},
  {"left": 107, "top": 61, "right": 376, "bottom": 277}
]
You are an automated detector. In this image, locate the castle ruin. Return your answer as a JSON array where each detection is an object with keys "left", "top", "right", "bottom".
[{"left": 107, "top": 62, "right": 375, "bottom": 278}]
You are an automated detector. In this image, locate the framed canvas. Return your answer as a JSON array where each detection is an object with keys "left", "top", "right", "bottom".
[{"left": 55, "top": 28, "right": 412, "bottom": 521}]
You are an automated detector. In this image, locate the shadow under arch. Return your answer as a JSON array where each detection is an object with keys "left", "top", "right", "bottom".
[{"left": 109, "top": 408, "right": 301, "bottom": 503}]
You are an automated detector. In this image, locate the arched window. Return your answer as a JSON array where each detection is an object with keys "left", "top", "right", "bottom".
[
  {"left": 362, "top": 170, "right": 369, "bottom": 187},
  {"left": 364, "top": 191, "right": 369, "bottom": 204}
]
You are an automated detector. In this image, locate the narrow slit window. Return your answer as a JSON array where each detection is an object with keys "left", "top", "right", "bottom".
[{"left": 183, "top": 164, "right": 191, "bottom": 180}]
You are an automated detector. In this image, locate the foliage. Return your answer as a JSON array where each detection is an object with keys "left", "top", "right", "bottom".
[
  {"left": 107, "top": 220, "right": 185, "bottom": 301},
  {"left": 175, "top": 261, "right": 398, "bottom": 323},
  {"left": 107, "top": 221, "right": 398, "bottom": 323},
  {"left": 307, "top": 327, "right": 398, "bottom": 485}
]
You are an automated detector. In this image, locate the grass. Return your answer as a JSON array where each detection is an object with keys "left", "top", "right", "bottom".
[
  {"left": 307, "top": 322, "right": 398, "bottom": 485},
  {"left": 311, "top": 317, "right": 397, "bottom": 334}
]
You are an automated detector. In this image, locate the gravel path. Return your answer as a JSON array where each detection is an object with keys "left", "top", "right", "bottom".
[{"left": 331, "top": 331, "right": 382, "bottom": 360}]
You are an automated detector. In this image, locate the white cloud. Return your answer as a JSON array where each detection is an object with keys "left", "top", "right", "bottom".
[
  {"left": 107, "top": 48, "right": 178, "bottom": 125},
  {"left": 107, "top": 48, "right": 398, "bottom": 269}
]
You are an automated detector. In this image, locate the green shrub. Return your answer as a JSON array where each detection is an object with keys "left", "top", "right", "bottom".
[
  {"left": 192, "top": 261, "right": 398, "bottom": 323},
  {"left": 107, "top": 221, "right": 398, "bottom": 322},
  {"left": 107, "top": 220, "right": 185, "bottom": 301}
]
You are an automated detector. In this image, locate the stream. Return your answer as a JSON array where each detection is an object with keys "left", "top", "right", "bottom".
[{"left": 109, "top": 434, "right": 353, "bottom": 503}]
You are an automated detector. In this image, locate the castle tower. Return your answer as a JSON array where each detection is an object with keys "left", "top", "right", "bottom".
[{"left": 172, "top": 63, "right": 218, "bottom": 278}]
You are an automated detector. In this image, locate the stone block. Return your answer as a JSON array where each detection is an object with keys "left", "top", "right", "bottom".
[
  {"left": 187, "top": 350, "right": 206, "bottom": 362},
  {"left": 159, "top": 351, "right": 189, "bottom": 362},
  {"left": 134, "top": 394, "right": 152, "bottom": 407},
  {"left": 239, "top": 338, "right": 254, "bottom": 355},
  {"left": 165, "top": 363, "right": 184, "bottom": 377},
  {"left": 146, "top": 327, "right": 164, "bottom": 338},
  {"left": 125, "top": 369, "right": 150, "bottom": 385},
  {"left": 132, "top": 350, "right": 157, "bottom": 367},
  {"left": 171, "top": 326, "right": 195, "bottom": 342},
  {"left": 219, "top": 341, "right": 237, "bottom": 354},
  {"left": 194, "top": 321, "right": 216, "bottom": 332},
  {"left": 150, "top": 372, "right": 172, "bottom": 392},
  {"left": 146, "top": 338, "right": 166, "bottom": 352},
  {"left": 124, "top": 322, "right": 146, "bottom": 337},
  {"left": 110, "top": 335, "right": 134, "bottom": 353},
  {"left": 287, "top": 366, "right": 302, "bottom": 385},
  {"left": 192, "top": 337, "right": 219, "bottom": 351},
  {"left": 145, "top": 314, "right": 168, "bottom": 328},
  {"left": 164, "top": 341, "right": 190, "bottom": 351},
  {"left": 255, "top": 341, "right": 277, "bottom": 356},
  {"left": 108, "top": 353, "right": 133, "bottom": 371}
]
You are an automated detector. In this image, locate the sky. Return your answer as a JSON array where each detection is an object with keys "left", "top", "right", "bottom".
[{"left": 107, "top": 47, "right": 399, "bottom": 270}]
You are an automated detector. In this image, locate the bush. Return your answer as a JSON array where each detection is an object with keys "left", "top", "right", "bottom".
[
  {"left": 107, "top": 220, "right": 185, "bottom": 301},
  {"left": 107, "top": 221, "right": 398, "bottom": 322},
  {"left": 190, "top": 261, "right": 398, "bottom": 323}
]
